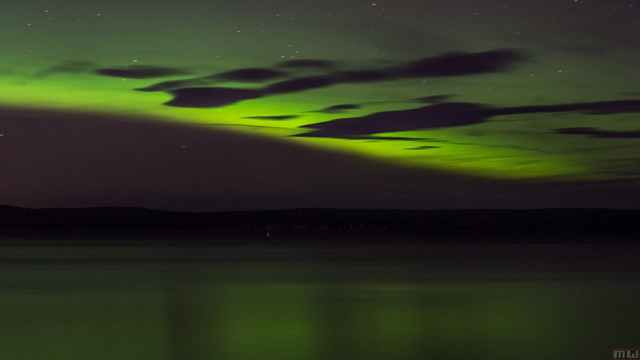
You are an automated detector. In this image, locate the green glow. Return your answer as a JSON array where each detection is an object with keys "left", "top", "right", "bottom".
[
  {"left": 1, "top": 1, "right": 638, "bottom": 182},
  {"left": 1, "top": 64, "right": 637, "bottom": 182}
]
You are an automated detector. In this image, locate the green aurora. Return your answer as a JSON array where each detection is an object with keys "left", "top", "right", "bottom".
[{"left": 1, "top": 0, "right": 639, "bottom": 183}]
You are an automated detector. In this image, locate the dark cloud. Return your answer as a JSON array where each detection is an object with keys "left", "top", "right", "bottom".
[
  {"left": 407, "top": 146, "right": 441, "bottom": 150},
  {"left": 366, "top": 136, "right": 444, "bottom": 141},
  {"left": 139, "top": 50, "right": 527, "bottom": 108},
  {"left": 297, "top": 99, "right": 640, "bottom": 139},
  {"left": 311, "top": 104, "right": 361, "bottom": 114},
  {"left": 243, "top": 115, "right": 300, "bottom": 120},
  {"left": 136, "top": 69, "right": 284, "bottom": 92},
  {"left": 95, "top": 65, "right": 187, "bottom": 79},
  {"left": 136, "top": 79, "right": 197, "bottom": 92},
  {"left": 554, "top": 127, "right": 640, "bottom": 139},
  {"left": 164, "top": 87, "right": 262, "bottom": 108},
  {"left": 580, "top": 101, "right": 640, "bottom": 115},
  {"left": 395, "top": 49, "right": 525, "bottom": 77},
  {"left": 299, "top": 103, "right": 489, "bottom": 138},
  {"left": 262, "top": 76, "right": 336, "bottom": 94},
  {"left": 305, "top": 50, "right": 524, "bottom": 86},
  {"left": 268, "top": 50, "right": 525, "bottom": 93},
  {"left": 492, "top": 99, "right": 640, "bottom": 116},
  {"left": 359, "top": 136, "right": 445, "bottom": 142}
]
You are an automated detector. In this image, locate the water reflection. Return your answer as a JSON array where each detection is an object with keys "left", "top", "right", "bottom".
[{"left": 0, "top": 242, "right": 638, "bottom": 360}]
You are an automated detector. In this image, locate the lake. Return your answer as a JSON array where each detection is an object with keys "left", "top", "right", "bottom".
[{"left": 1, "top": 236, "right": 638, "bottom": 360}]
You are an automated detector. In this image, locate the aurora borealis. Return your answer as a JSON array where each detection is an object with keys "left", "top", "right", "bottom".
[
  {"left": 2, "top": 3, "right": 640, "bottom": 359},
  {"left": 1, "top": 0, "right": 639, "bottom": 210}
]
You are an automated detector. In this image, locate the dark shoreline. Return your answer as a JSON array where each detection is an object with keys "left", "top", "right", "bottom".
[{"left": 1, "top": 206, "right": 638, "bottom": 242}]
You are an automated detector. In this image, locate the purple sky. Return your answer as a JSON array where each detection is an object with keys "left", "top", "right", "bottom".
[{"left": 2, "top": 108, "right": 639, "bottom": 211}]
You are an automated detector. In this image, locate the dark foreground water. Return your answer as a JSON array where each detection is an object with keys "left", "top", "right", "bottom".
[{"left": 1, "top": 236, "right": 639, "bottom": 360}]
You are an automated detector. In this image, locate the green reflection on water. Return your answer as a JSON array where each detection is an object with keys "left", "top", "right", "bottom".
[
  {"left": 1, "top": 281, "right": 639, "bottom": 360},
  {"left": 0, "top": 242, "right": 638, "bottom": 360},
  {"left": 0, "top": 291, "right": 168, "bottom": 360}
]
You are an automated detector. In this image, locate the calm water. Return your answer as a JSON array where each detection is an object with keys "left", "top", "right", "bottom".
[{"left": 1, "top": 237, "right": 639, "bottom": 360}]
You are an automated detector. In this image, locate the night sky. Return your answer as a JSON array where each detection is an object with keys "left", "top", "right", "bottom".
[{"left": 1, "top": 0, "right": 639, "bottom": 211}]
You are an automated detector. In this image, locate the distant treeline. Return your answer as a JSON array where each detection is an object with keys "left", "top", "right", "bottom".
[{"left": 0, "top": 206, "right": 639, "bottom": 232}]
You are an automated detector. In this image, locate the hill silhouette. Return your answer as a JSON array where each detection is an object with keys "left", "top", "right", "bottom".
[{"left": 1, "top": 206, "right": 639, "bottom": 234}]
